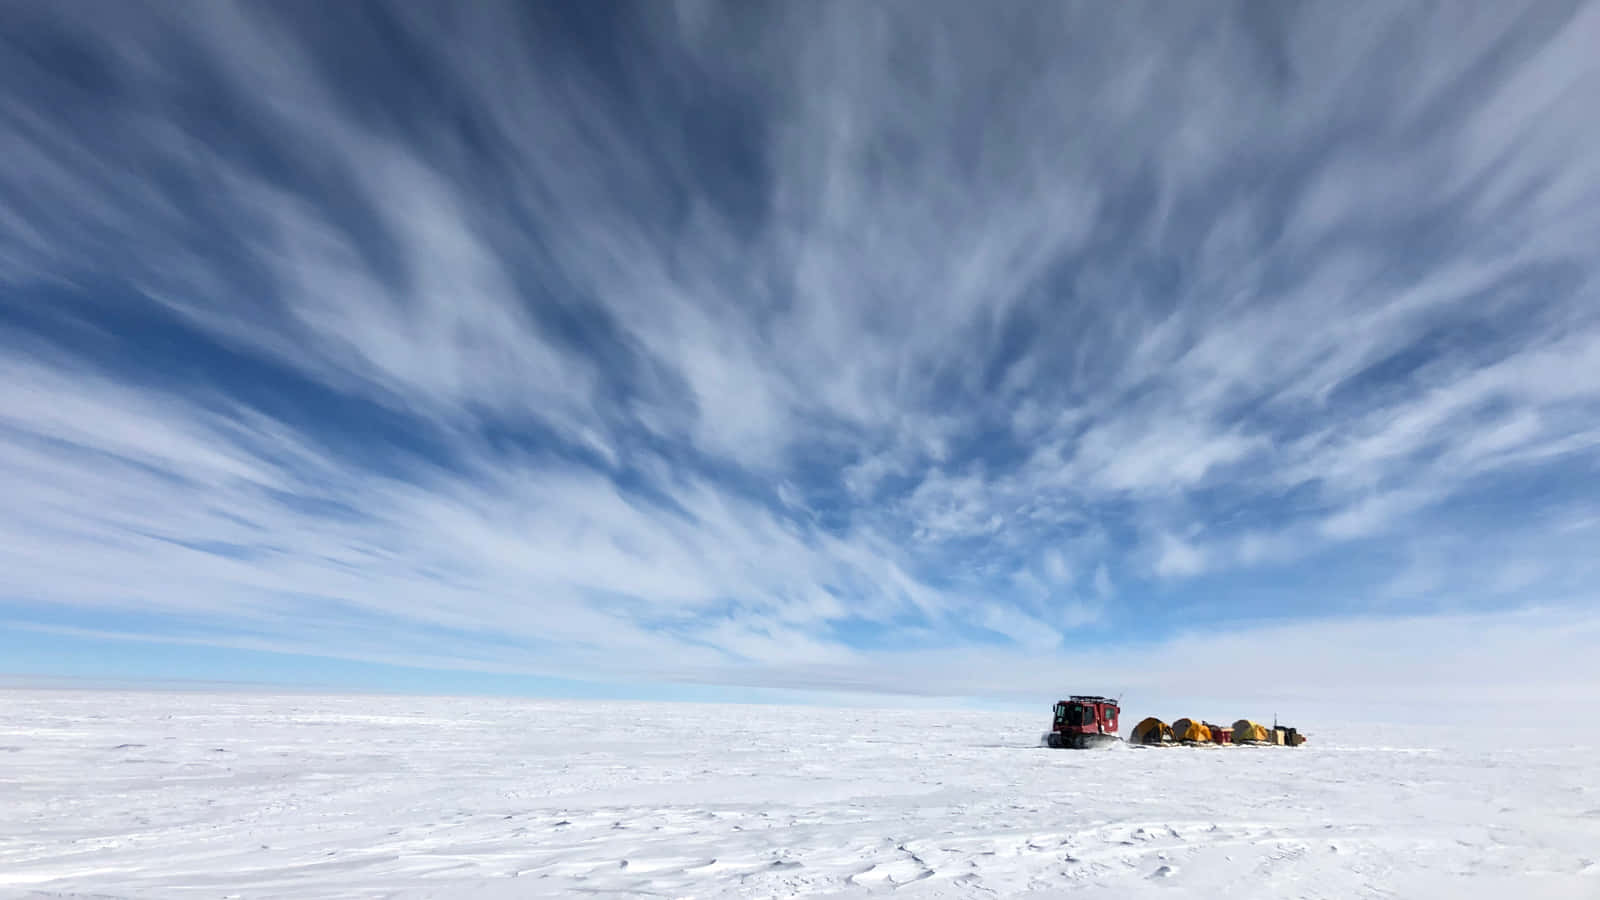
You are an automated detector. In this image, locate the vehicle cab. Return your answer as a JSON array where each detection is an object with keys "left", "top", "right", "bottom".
[{"left": 1050, "top": 695, "right": 1120, "bottom": 746}]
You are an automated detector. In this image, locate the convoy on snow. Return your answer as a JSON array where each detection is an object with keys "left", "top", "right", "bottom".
[{"left": 1044, "top": 695, "right": 1308, "bottom": 749}]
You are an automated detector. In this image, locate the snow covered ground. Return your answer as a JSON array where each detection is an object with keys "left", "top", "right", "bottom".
[{"left": 2, "top": 690, "right": 1598, "bottom": 899}]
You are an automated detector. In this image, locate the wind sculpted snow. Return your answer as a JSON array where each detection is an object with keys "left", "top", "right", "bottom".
[{"left": 2, "top": 691, "right": 1597, "bottom": 898}]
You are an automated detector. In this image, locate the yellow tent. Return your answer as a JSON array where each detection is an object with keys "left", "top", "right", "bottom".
[
  {"left": 1129, "top": 717, "right": 1174, "bottom": 744},
  {"left": 1233, "top": 719, "right": 1270, "bottom": 743},
  {"left": 1171, "top": 718, "right": 1212, "bottom": 743}
]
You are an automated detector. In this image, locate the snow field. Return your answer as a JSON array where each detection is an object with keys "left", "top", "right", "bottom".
[{"left": 2, "top": 690, "right": 1598, "bottom": 898}]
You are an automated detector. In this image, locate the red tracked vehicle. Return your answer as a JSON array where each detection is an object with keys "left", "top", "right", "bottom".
[{"left": 1044, "top": 695, "right": 1121, "bottom": 748}]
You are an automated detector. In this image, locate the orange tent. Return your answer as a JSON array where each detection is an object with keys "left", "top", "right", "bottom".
[
  {"left": 1171, "top": 718, "right": 1212, "bottom": 743},
  {"left": 1129, "top": 717, "right": 1175, "bottom": 744}
]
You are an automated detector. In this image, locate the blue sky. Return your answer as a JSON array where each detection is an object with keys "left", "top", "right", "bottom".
[{"left": 2, "top": 1, "right": 1598, "bottom": 711}]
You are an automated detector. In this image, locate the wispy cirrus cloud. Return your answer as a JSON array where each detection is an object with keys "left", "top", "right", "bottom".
[{"left": 2, "top": 1, "right": 1599, "bottom": 703}]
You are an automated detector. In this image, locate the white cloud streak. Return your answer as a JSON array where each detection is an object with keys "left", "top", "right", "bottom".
[{"left": 1, "top": 1, "right": 1598, "bottom": 701}]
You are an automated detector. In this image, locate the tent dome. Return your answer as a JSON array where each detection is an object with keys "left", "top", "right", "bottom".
[
  {"left": 1129, "top": 717, "right": 1174, "bottom": 744},
  {"left": 1232, "top": 719, "right": 1270, "bottom": 743},
  {"left": 1171, "top": 718, "right": 1212, "bottom": 743}
]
